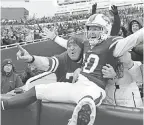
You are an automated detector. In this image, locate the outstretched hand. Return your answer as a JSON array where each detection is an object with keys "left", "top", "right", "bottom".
[
  {"left": 16, "top": 43, "right": 32, "bottom": 63},
  {"left": 39, "top": 27, "right": 57, "bottom": 40},
  {"left": 109, "top": 5, "right": 118, "bottom": 15}
]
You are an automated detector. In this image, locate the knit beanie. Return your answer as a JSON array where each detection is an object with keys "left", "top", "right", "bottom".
[
  {"left": 2, "top": 59, "right": 13, "bottom": 67},
  {"left": 2, "top": 59, "right": 14, "bottom": 76}
]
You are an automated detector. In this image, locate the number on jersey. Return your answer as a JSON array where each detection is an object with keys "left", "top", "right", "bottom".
[
  {"left": 83, "top": 54, "right": 99, "bottom": 73},
  {"left": 66, "top": 73, "right": 73, "bottom": 80}
]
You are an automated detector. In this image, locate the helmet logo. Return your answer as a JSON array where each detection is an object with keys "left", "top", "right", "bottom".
[
  {"left": 102, "top": 15, "right": 110, "bottom": 25},
  {"left": 88, "top": 14, "right": 97, "bottom": 23}
]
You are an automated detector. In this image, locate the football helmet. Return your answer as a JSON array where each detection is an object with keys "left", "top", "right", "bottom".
[{"left": 85, "top": 14, "right": 112, "bottom": 47}]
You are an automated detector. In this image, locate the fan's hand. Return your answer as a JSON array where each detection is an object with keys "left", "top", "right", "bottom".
[
  {"left": 39, "top": 27, "right": 57, "bottom": 40},
  {"left": 16, "top": 44, "right": 33, "bottom": 63},
  {"left": 109, "top": 5, "right": 118, "bottom": 15}
]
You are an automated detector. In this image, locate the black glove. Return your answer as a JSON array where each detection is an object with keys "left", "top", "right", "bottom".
[
  {"left": 109, "top": 5, "right": 118, "bottom": 15},
  {"left": 92, "top": 3, "right": 97, "bottom": 15}
]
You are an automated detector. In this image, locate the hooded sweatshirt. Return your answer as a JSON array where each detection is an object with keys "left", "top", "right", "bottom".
[
  {"left": 128, "top": 20, "right": 143, "bottom": 62},
  {"left": 128, "top": 20, "right": 142, "bottom": 35}
]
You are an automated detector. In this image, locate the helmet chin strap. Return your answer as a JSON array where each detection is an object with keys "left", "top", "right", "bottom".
[
  {"left": 89, "top": 33, "right": 109, "bottom": 48},
  {"left": 89, "top": 38, "right": 102, "bottom": 48}
]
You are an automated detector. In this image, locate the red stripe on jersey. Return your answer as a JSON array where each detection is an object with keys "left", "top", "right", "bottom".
[{"left": 47, "top": 57, "right": 59, "bottom": 73}]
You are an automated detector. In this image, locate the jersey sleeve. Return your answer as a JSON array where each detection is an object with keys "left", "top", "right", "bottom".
[
  {"left": 55, "top": 36, "right": 68, "bottom": 49},
  {"left": 112, "top": 28, "right": 143, "bottom": 57},
  {"left": 53, "top": 52, "right": 67, "bottom": 72},
  {"left": 47, "top": 56, "right": 59, "bottom": 73}
]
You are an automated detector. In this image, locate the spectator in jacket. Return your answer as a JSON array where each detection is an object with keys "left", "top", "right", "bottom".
[
  {"left": 102, "top": 52, "right": 143, "bottom": 107},
  {"left": 1, "top": 59, "right": 24, "bottom": 94},
  {"left": 128, "top": 20, "right": 143, "bottom": 62},
  {"left": 128, "top": 20, "right": 142, "bottom": 35}
]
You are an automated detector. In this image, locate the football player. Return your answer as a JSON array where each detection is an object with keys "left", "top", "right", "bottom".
[
  {"left": 40, "top": 13, "right": 143, "bottom": 125},
  {"left": 1, "top": 14, "right": 143, "bottom": 125}
]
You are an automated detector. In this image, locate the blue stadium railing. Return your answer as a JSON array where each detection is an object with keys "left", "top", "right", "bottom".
[{"left": 1, "top": 30, "right": 83, "bottom": 50}]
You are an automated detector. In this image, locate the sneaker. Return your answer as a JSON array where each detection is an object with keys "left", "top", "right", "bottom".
[{"left": 68, "top": 97, "right": 96, "bottom": 125}]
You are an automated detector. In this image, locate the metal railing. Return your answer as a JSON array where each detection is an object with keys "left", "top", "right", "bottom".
[
  {"left": 1, "top": 30, "right": 83, "bottom": 50},
  {"left": 1, "top": 38, "right": 47, "bottom": 50}
]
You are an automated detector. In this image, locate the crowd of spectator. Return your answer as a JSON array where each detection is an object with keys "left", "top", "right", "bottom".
[
  {"left": 1, "top": 4, "right": 143, "bottom": 46},
  {"left": 1, "top": 21, "right": 85, "bottom": 46}
]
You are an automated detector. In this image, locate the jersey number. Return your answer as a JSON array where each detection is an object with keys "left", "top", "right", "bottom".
[
  {"left": 66, "top": 73, "right": 73, "bottom": 80},
  {"left": 83, "top": 54, "right": 99, "bottom": 73}
]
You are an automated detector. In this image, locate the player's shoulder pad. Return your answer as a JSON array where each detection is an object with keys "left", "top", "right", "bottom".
[{"left": 109, "top": 36, "right": 123, "bottom": 49}]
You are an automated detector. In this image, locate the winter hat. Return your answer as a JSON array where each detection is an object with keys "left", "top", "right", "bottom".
[
  {"left": 2, "top": 59, "right": 13, "bottom": 67},
  {"left": 1, "top": 59, "right": 14, "bottom": 76},
  {"left": 128, "top": 20, "right": 142, "bottom": 34},
  {"left": 67, "top": 35, "right": 84, "bottom": 50}
]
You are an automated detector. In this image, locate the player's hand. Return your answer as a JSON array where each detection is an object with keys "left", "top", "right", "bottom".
[
  {"left": 39, "top": 27, "right": 57, "bottom": 40},
  {"left": 109, "top": 5, "right": 118, "bottom": 15},
  {"left": 72, "top": 68, "right": 82, "bottom": 83},
  {"left": 16, "top": 44, "right": 33, "bottom": 63},
  {"left": 102, "top": 64, "right": 116, "bottom": 79}
]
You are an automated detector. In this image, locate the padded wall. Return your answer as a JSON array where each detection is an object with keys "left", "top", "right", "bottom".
[
  {"left": 1, "top": 100, "right": 41, "bottom": 125},
  {"left": 40, "top": 103, "right": 143, "bottom": 125}
]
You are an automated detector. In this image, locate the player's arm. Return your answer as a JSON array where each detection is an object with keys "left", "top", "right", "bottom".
[
  {"left": 54, "top": 36, "right": 68, "bottom": 49},
  {"left": 109, "top": 5, "right": 120, "bottom": 36},
  {"left": 112, "top": 27, "right": 143, "bottom": 57}
]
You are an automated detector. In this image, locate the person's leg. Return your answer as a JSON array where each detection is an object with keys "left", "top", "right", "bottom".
[
  {"left": 68, "top": 74, "right": 106, "bottom": 125},
  {"left": 1, "top": 82, "right": 75, "bottom": 110},
  {"left": 1, "top": 87, "right": 37, "bottom": 110},
  {"left": 34, "top": 81, "right": 105, "bottom": 104},
  {"left": 1, "top": 82, "right": 85, "bottom": 110}
]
